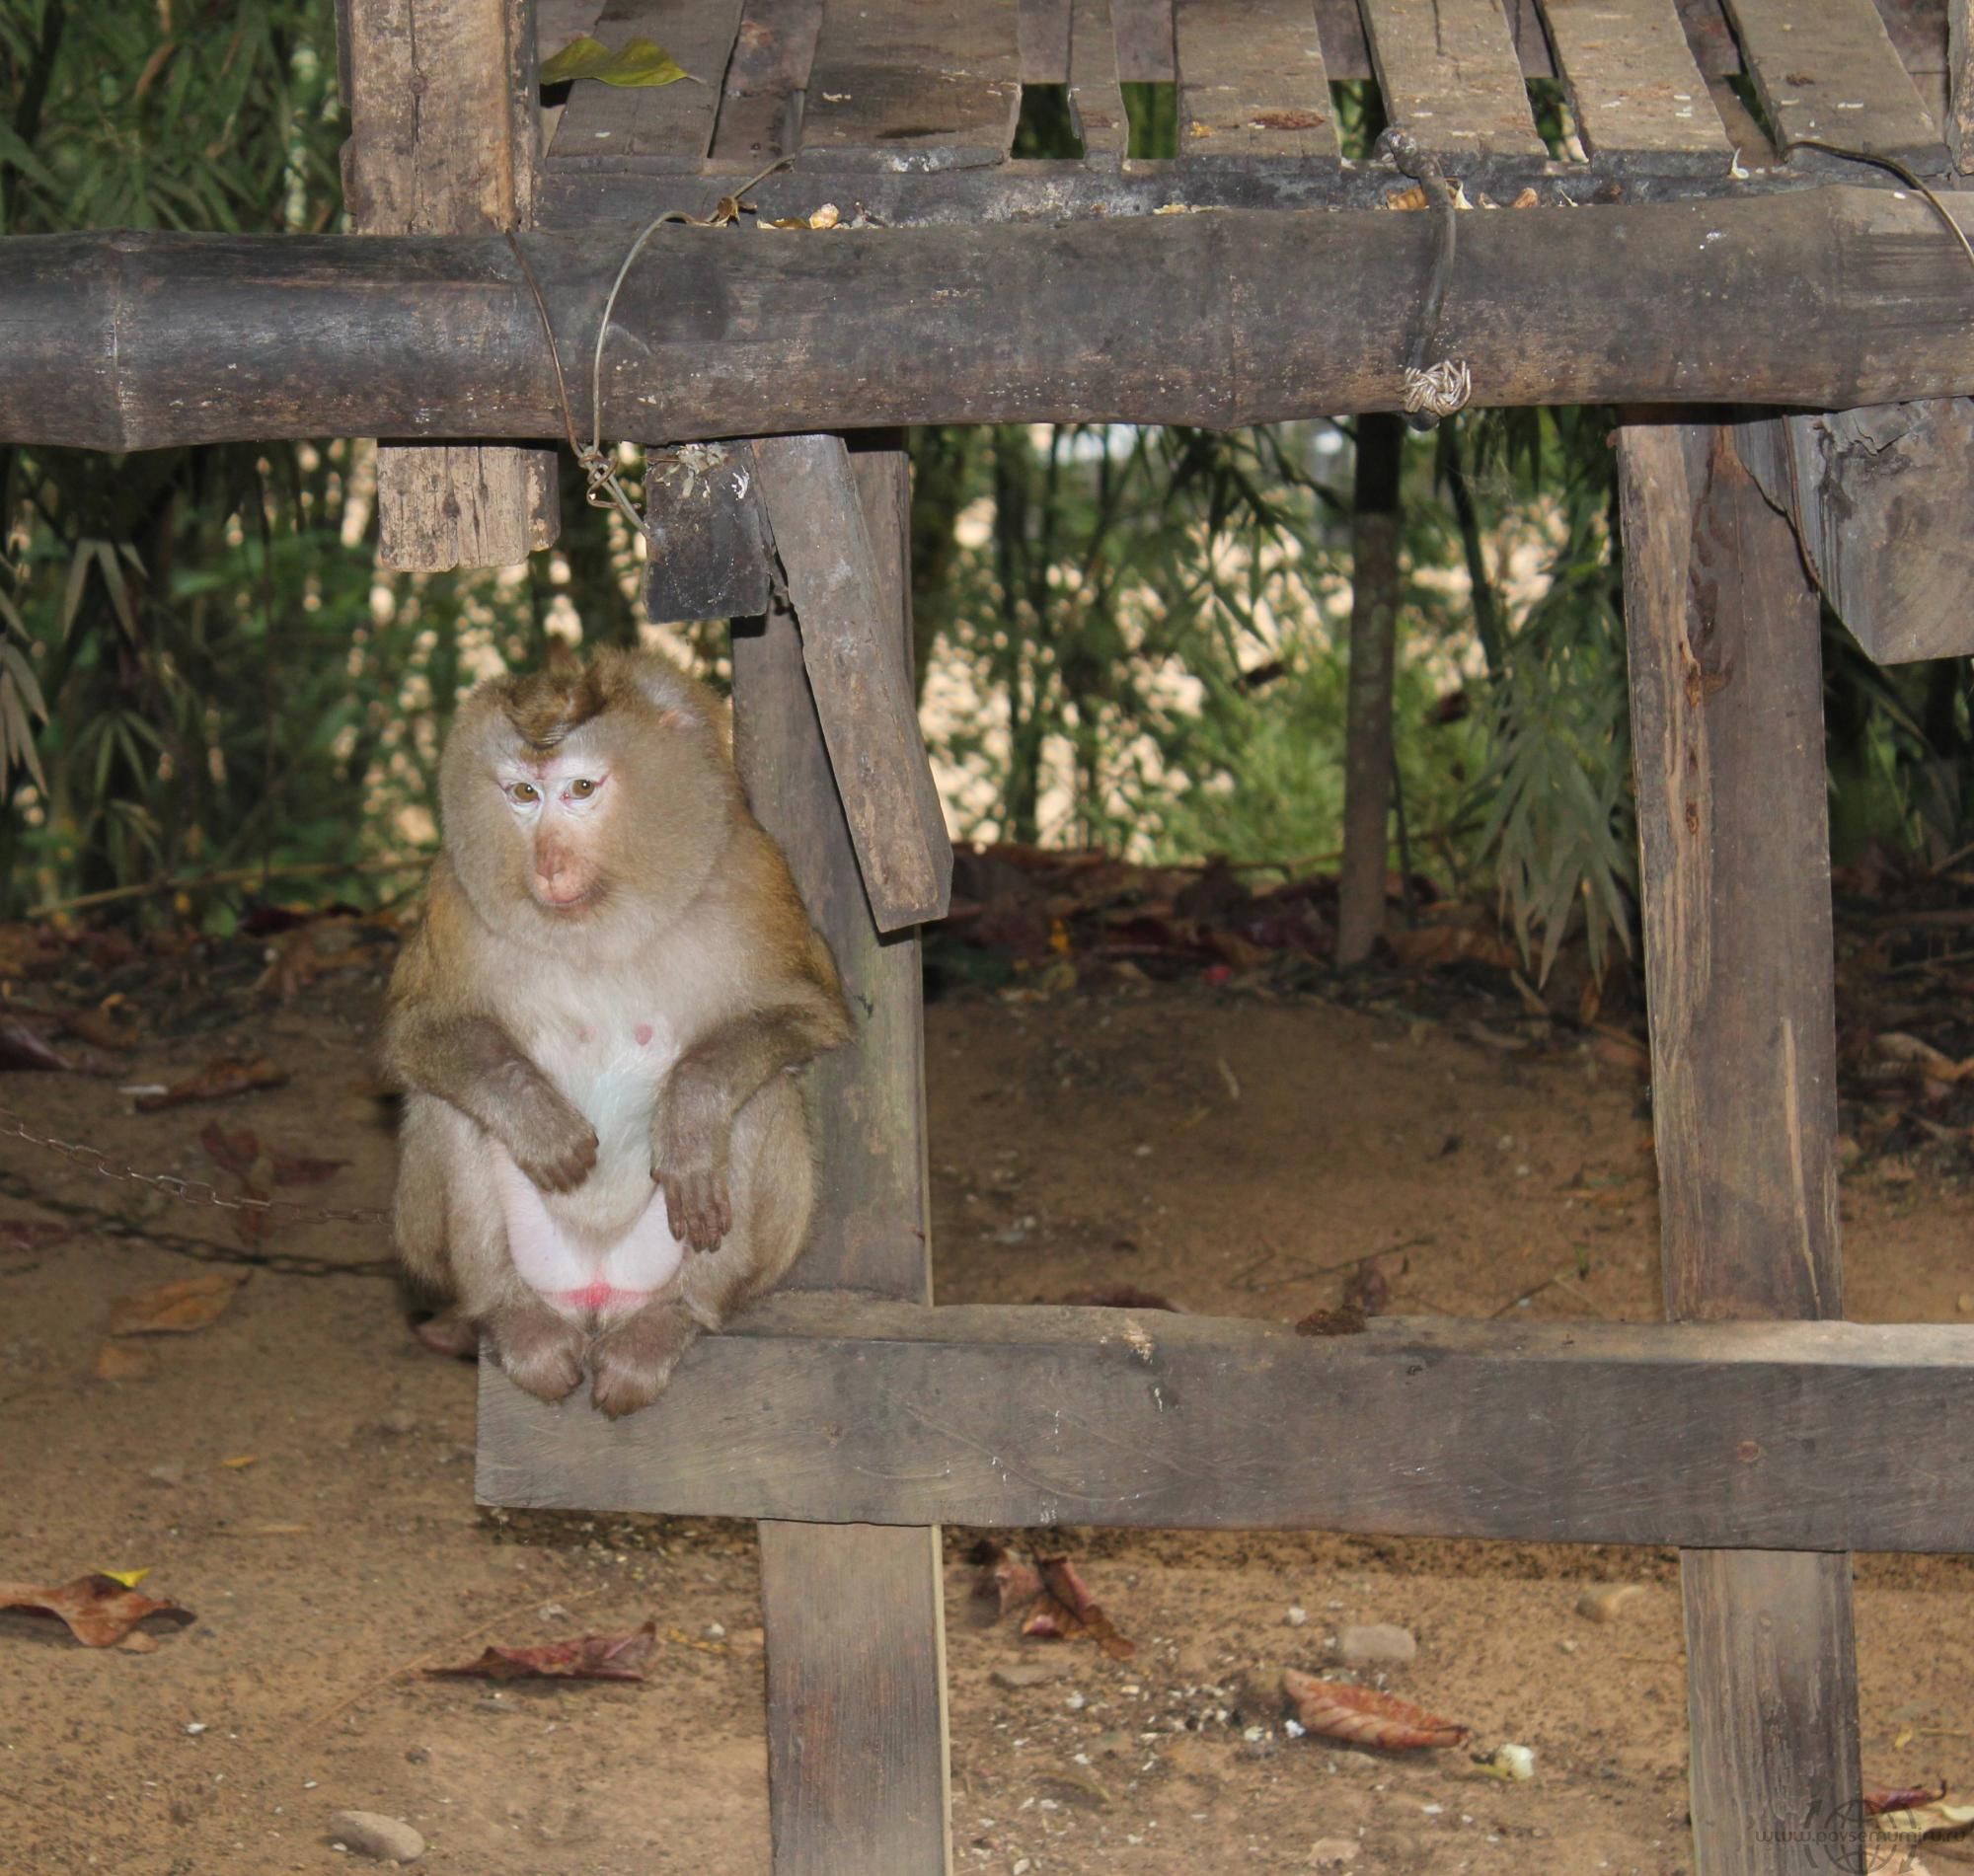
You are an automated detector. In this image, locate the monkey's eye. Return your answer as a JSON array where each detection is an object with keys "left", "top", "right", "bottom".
[
  {"left": 509, "top": 782, "right": 540, "bottom": 804},
  {"left": 569, "top": 778, "right": 596, "bottom": 799}
]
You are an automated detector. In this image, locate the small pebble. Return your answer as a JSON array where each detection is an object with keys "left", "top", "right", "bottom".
[
  {"left": 374, "top": 1408, "right": 418, "bottom": 1437},
  {"left": 185, "top": 1722, "right": 208, "bottom": 1736},
  {"left": 1286, "top": 1605, "right": 1309, "bottom": 1627},
  {"left": 702, "top": 1621, "right": 725, "bottom": 1641},
  {"left": 328, "top": 1810, "right": 426, "bottom": 1865},
  {"left": 1333, "top": 1623, "right": 1416, "bottom": 1667},
  {"left": 990, "top": 1663, "right": 1068, "bottom": 1690},
  {"left": 1309, "top": 1838, "right": 1360, "bottom": 1867},
  {"left": 145, "top": 1462, "right": 186, "bottom": 1488},
  {"left": 1575, "top": 1584, "right": 1645, "bottom": 1624}
]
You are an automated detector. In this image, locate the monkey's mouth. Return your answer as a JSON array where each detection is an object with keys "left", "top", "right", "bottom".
[{"left": 534, "top": 882, "right": 604, "bottom": 913}]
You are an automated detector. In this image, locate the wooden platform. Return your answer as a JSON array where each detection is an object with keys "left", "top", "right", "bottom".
[{"left": 538, "top": 0, "right": 1957, "bottom": 227}]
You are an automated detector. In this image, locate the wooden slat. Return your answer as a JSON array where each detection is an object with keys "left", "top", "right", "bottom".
[
  {"left": 1111, "top": 0, "right": 1176, "bottom": 80},
  {"left": 708, "top": 0, "right": 824, "bottom": 165},
  {"left": 548, "top": 0, "right": 741, "bottom": 165},
  {"left": 1618, "top": 415, "right": 1860, "bottom": 1876},
  {"left": 479, "top": 1304, "right": 1974, "bottom": 1549},
  {"left": 801, "top": 0, "right": 1021, "bottom": 168},
  {"left": 1175, "top": 0, "right": 1337, "bottom": 159},
  {"left": 752, "top": 435, "right": 952, "bottom": 932},
  {"left": 1543, "top": 0, "right": 1734, "bottom": 172},
  {"left": 339, "top": 0, "right": 559, "bottom": 570},
  {"left": 1020, "top": 0, "right": 1073, "bottom": 81},
  {"left": 1952, "top": 0, "right": 1974, "bottom": 169},
  {"left": 1359, "top": 0, "right": 1548, "bottom": 159},
  {"left": 1070, "top": 0, "right": 1131, "bottom": 155},
  {"left": 1722, "top": 0, "right": 1945, "bottom": 173},
  {"left": 730, "top": 440, "right": 950, "bottom": 1876}
]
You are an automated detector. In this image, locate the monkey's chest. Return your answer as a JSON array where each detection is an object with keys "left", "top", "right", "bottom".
[{"left": 529, "top": 1016, "right": 681, "bottom": 1218}]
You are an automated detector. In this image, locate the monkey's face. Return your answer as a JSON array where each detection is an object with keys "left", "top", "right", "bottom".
[{"left": 439, "top": 655, "right": 735, "bottom": 949}]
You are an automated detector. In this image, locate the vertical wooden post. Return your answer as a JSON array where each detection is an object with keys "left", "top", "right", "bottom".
[
  {"left": 1617, "top": 416, "right": 1860, "bottom": 1876},
  {"left": 339, "top": 0, "right": 560, "bottom": 569},
  {"left": 732, "top": 437, "right": 952, "bottom": 1876}
]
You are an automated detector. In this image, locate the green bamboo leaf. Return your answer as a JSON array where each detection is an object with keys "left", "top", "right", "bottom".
[{"left": 541, "top": 35, "right": 689, "bottom": 88}]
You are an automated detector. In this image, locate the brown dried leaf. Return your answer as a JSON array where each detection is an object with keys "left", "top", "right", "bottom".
[
  {"left": 0, "top": 1219, "right": 73, "bottom": 1252},
  {"left": 1386, "top": 184, "right": 1428, "bottom": 211},
  {"left": 0, "top": 1017, "right": 74, "bottom": 1073},
  {"left": 969, "top": 1539, "right": 1042, "bottom": 1624},
  {"left": 429, "top": 1619, "right": 658, "bottom": 1684},
  {"left": 1295, "top": 1303, "right": 1368, "bottom": 1338},
  {"left": 198, "top": 1121, "right": 262, "bottom": 1183},
  {"left": 1281, "top": 1667, "right": 1470, "bottom": 1750},
  {"left": 0, "top": 1573, "right": 194, "bottom": 1647},
  {"left": 108, "top": 1271, "right": 245, "bottom": 1336},
  {"left": 1250, "top": 109, "right": 1325, "bottom": 130},
  {"left": 271, "top": 1151, "right": 347, "bottom": 1187},
  {"left": 1022, "top": 1556, "right": 1135, "bottom": 1660},
  {"left": 93, "top": 1340, "right": 155, "bottom": 1381},
  {"left": 136, "top": 1057, "right": 287, "bottom": 1111}
]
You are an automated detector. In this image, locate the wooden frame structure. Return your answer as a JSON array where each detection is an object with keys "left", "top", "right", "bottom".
[{"left": 10, "top": 0, "right": 1974, "bottom": 1868}]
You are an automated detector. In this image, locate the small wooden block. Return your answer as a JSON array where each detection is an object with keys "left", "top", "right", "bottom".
[
  {"left": 641, "top": 442, "right": 773, "bottom": 623},
  {"left": 709, "top": 0, "right": 825, "bottom": 165},
  {"left": 1070, "top": 0, "right": 1130, "bottom": 156},
  {"left": 752, "top": 434, "right": 952, "bottom": 933},
  {"left": 1174, "top": 0, "right": 1338, "bottom": 160},
  {"left": 1722, "top": 0, "right": 1946, "bottom": 173},
  {"left": 801, "top": 0, "right": 1022, "bottom": 168},
  {"left": 1543, "top": 0, "right": 1734, "bottom": 171},
  {"left": 1359, "top": 0, "right": 1548, "bottom": 159}
]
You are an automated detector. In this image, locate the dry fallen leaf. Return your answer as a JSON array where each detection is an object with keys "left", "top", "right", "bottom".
[
  {"left": 108, "top": 1272, "right": 246, "bottom": 1336},
  {"left": 0, "top": 1573, "right": 194, "bottom": 1647},
  {"left": 429, "top": 1620, "right": 659, "bottom": 1684},
  {"left": 0, "top": 1219, "right": 73, "bottom": 1252},
  {"left": 135, "top": 1057, "right": 288, "bottom": 1111},
  {"left": 93, "top": 1341, "right": 155, "bottom": 1381},
  {"left": 0, "top": 1017, "right": 75, "bottom": 1073},
  {"left": 969, "top": 1539, "right": 1042, "bottom": 1624},
  {"left": 1021, "top": 1555, "right": 1135, "bottom": 1661},
  {"left": 1281, "top": 1667, "right": 1470, "bottom": 1750}
]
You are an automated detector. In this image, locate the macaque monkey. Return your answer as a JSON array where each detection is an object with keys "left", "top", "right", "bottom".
[{"left": 382, "top": 646, "right": 850, "bottom": 1417}]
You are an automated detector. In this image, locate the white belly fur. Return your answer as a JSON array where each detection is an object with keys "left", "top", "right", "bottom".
[{"left": 497, "top": 1008, "right": 689, "bottom": 1322}]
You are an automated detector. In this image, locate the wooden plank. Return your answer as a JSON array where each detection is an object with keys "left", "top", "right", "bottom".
[
  {"left": 1722, "top": 0, "right": 1945, "bottom": 173},
  {"left": 1359, "top": 0, "right": 1548, "bottom": 159},
  {"left": 1543, "top": 0, "right": 1734, "bottom": 172},
  {"left": 548, "top": 0, "right": 741, "bottom": 165},
  {"left": 1617, "top": 416, "right": 1860, "bottom": 1876},
  {"left": 1777, "top": 399, "right": 1974, "bottom": 663},
  {"left": 479, "top": 1303, "right": 1974, "bottom": 1549},
  {"left": 709, "top": 0, "right": 824, "bottom": 166},
  {"left": 751, "top": 436, "right": 951, "bottom": 933},
  {"left": 730, "top": 440, "right": 950, "bottom": 1876},
  {"left": 1070, "top": 0, "right": 1131, "bottom": 156},
  {"left": 1021, "top": 0, "right": 1073, "bottom": 81},
  {"left": 1111, "top": 0, "right": 1175, "bottom": 80},
  {"left": 33, "top": 188, "right": 1974, "bottom": 450},
  {"left": 801, "top": 0, "right": 1022, "bottom": 169},
  {"left": 1953, "top": 0, "right": 1974, "bottom": 168},
  {"left": 1174, "top": 0, "right": 1337, "bottom": 159},
  {"left": 641, "top": 439, "right": 774, "bottom": 622},
  {"left": 339, "top": 0, "right": 559, "bottom": 570}
]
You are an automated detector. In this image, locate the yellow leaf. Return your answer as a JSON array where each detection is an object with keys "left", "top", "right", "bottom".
[
  {"left": 598, "top": 38, "right": 688, "bottom": 88},
  {"left": 219, "top": 1455, "right": 258, "bottom": 1469},
  {"left": 539, "top": 35, "right": 615, "bottom": 83},
  {"left": 98, "top": 1567, "right": 150, "bottom": 1589}
]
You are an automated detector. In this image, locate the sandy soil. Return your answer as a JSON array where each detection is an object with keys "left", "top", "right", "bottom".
[{"left": 2, "top": 959, "right": 1971, "bottom": 1875}]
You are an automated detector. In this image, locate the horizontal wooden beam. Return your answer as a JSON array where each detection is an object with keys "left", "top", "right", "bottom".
[
  {"left": 10, "top": 185, "right": 1974, "bottom": 449},
  {"left": 477, "top": 1297, "right": 1974, "bottom": 1552}
]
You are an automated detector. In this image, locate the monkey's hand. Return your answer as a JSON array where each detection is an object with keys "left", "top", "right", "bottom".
[
  {"left": 494, "top": 1071, "right": 599, "bottom": 1195},
  {"left": 650, "top": 1067, "right": 733, "bottom": 1251}
]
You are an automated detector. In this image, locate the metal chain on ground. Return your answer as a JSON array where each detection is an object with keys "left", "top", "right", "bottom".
[{"left": 0, "top": 1100, "right": 388, "bottom": 1226}]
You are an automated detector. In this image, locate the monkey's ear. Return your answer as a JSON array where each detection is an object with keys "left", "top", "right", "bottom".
[{"left": 618, "top": 651, "right": 710, "bottom": 732}]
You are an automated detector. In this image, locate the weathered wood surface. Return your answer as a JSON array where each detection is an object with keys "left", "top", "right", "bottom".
[
  {"left": 801, "top": 0, "right": 1021, "bottom": 167},
  {"left": 1069, "top": 0, "right": 1130, "bottom": 156},
  {"left": 338, "top": 0, "right": 558, "bottom": 569},
  {"left": 752, "top": 435, "right": 952, "bottom": 932},
  {"left": 641, "top": 440, "right": 774, "bottom": 623},
  {"left": 729, "top": 440, "right": 951, "bottom": 1876},
  {"left": 547, "top": 0, "right": 742, "bottom": 163},
  {"left": 19, "top": 188, "right": 1974, "bottom": 450},
  {"left": 1544, "top": 0, "right": 1733, "bottom": 171},
  {"left": 1020, "top": 0, "right": 1073, "bottom": 81},
  {"left": 479, "top": 1302, "right": 1974, "bottom": 1548},
  {"left": 707, "top": 0, "right": 824, "bottom": 166},
  {"left": 1953, "top": 0, "right": 1974, "bottom": 168},
  {"left": 1110, "top": 0, "right": 1175, "bottom": 79},
  {"left": 1618, "top": 417, "right": 1860, "bottom": 1876},
  {"left": 1783, "top": 400, "right": 1974, "bottom": 664},
  {"left": 1174, "top": 0, "right": 1336, "bottom": 160},
  {"left": 1359, "top": 0, "right": 1549, "bottom": 159},
  {"left": 1724, "top": 0, "right": 1945, "bottom": 171}
]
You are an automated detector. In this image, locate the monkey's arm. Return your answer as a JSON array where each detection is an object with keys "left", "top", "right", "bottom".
[
  {"left": 652, "top": 994, "right": 849, "bottom": 1250},
  {"left": 381, "top": 905, "right": 597, "bottom": 1194}
]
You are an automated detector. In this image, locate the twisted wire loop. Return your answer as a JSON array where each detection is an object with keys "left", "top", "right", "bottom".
[
  {"left": 1404, "top": 360, "right": 1473, "bottom": 421},
  {"left": 503, "top": 156, "right": 789, "bottom": 533},
  {"left": 0, "top": 1101, "right": 389, "bottom": 1225},
  {"left": 1376, "top": 127, "right": 1472, "bottom": 432}
]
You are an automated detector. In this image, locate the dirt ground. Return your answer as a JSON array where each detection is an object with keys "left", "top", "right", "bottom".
[{"left": 3, "top": 947, "right": 1972, "bottom": 1875}]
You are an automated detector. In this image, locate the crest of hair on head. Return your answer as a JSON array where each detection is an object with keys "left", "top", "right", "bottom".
[{"left": 501, "top": 646, "right": 608, "bottom": 752}]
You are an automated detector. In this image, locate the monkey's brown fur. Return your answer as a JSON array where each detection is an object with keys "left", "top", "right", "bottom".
[{"left": 382, "top": 646, "right": 850, "bottom": 1416}]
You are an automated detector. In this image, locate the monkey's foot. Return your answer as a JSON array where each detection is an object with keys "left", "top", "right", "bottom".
[
  {"left": 485, "top": 1299, "right": 587, "bottom": 1403},
  {"left": 589, "top": 1303, "right": 702, "bottom": 1418}
]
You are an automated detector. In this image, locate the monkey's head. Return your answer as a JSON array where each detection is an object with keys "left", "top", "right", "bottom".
[{"left": 438, "top": 646, "right": 739, "bottom": 949}]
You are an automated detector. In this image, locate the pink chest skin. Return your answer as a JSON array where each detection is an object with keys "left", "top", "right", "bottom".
[{"left": 492, "top": 1016, "right": 685, "bottom": 1321}]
